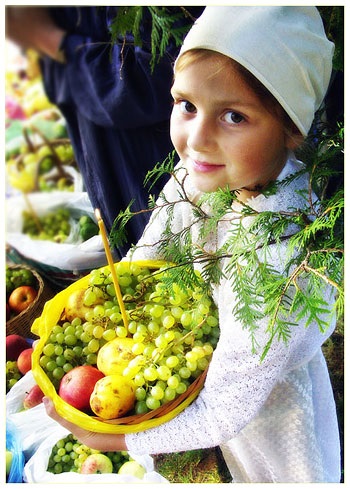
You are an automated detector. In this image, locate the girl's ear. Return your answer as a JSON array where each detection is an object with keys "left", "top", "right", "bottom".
[{"left": 285, "top": 126, "right": 305, "bottom": 151}]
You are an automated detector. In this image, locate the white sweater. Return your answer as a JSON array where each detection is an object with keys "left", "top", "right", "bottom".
[{"left": 124, "top": 154, "right": 341, "bottom": 482}]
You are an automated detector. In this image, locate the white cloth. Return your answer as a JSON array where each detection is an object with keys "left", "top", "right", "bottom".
[{"left": 124, "top": 154, "right": 341, "bottom": 482}]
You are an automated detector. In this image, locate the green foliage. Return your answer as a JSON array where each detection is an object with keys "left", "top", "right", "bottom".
[
  {"left": 318, "top": 6, "right": 344, "bottom": 71},
  {"left": 109, "top": 7, "right": 194, "bottom": 72}
]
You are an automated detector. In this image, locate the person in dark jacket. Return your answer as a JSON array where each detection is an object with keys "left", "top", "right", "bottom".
[{"left": 6, "top": 6, "right": 204, "bottom": 257}]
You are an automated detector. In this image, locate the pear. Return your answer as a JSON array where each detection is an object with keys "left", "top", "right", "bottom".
[
  {"left": 96, "top": 337, "right": 136, "bottom": 376},
  {"left": 90, "top": 374, "right": 136, "bottom": 419},
  {"left": 64, "top": 288, "right": 95, "bottom": 321}
]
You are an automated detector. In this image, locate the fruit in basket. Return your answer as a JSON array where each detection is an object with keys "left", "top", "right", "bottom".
[
  {"left": 6, "top": 334, "right": 31, "bottom": 361},
  {"left": 23, "top": 383, "right": 45, "bottom": 409},
  {"left": 58, "top": 365, "right": 105, "bottom": 411},
  {"left": 8, "top": 285, "right": 38, "bottom": 314},
  {"left": 90, "top": 374, "right": 136, "bottom": 419},
  {"left": 80, "top": 453, "right": 114, "bottom": 474},
  {"left": 118, "top": 460, "right": 146, "bottom": 479},
  {"left": 96, "top": 337, "right": 136, "bottom": 376},
  {"left": 36, "top": 263, "right": 221, "bottom": 420},
  {"left": 17, "top": 347, "right": 34, "bottom": 375},
  {"left": 6, "top": 360, "right": 23, "bottom": 392},
  {"left": 6, "top": 267, "right": 36, "bottom": 298},
  {"left": 64, "top": 288, "right": 101, "bottom": 321}
]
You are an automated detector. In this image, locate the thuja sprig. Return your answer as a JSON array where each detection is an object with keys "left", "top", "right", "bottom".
[{"left": 109, "top": 7, "right": 195, "bottom": 72}]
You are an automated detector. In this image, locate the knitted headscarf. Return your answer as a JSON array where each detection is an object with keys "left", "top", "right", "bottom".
[{"left": 175, "top": 6, "right": 334, "bottom": 136}]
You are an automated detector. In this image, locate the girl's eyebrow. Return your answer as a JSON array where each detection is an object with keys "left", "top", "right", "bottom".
[{"left": 171, "top": 87, "right": 258, "bottom": 110}]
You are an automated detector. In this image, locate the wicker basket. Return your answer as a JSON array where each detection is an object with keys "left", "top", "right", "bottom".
[
  {"left": 6, "top": 265, "right": 55, "bottom": 339},
  {"left": 31, "top": 260, "right": 215, "bottom": 434}
]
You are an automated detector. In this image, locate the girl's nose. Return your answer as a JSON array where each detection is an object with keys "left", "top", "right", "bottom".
[{"left": 187, "top": 117, "right": 215, "bottom": 152}]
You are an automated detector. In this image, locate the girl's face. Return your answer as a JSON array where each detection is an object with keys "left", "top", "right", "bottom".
[{"left": 170, "top": 52, "right": 297, "bottom": 200}]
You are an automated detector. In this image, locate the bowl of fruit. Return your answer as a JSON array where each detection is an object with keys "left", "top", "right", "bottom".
[
  {"left": 31, "top": 260, "right": 220, "bottom": 433},
  {"left": 6, "top": 264, "right": 55, "bottom": 339}
]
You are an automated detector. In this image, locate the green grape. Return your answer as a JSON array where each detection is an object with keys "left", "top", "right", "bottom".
[
  {"left": 150, "top": 384, "right": 165, "bottom": 400},
  {"left": 146, "top": 396, "right": 161, "bottom": 410},
  {"left": 143, "top": 366, "right": 158, "bottom": 382},
  {"left": 132, "top": 342, "right": 145, "bottom": 355},
  {"left": 155, "top": 334, "right": 168, "bottom": 349},
  {"left": 134, "top": 372, "right": 146, "bottom": 386},
  {"left": 185, "top": 351, "right": 199, "bottom": 363},
  {"left": 42, "top": 343, "right": 55, "bottom": 356},
  {"left": 46, "top": 360, "right": 57, "bottom": 372},
  {"left": 150, "top": 304, "right": 164, "bottom": 318},
  {"left": 63, "top": 363, "right": 74, "bottom": 373},
  {"left": 135, "top": 387, "right": 147, "bottom": 401},
  {"left": 180, "top": 311, "right": 192, "bottom": 327},
  {"left": 178, "top": 366, "right": 191, "bottom": 379},
  {"left": 55, "top": 355, "right": 66, "bottom": 367},
  {"left": 102, "top": 328, "right": 116, "bottom": 341},
  {"left": 93, "top": 325, "right": 104, "bottom": 339},
  {"left": 176, "top": 382, "right": 188, "bottom": 394},
  {"left": 164, "top": 387, "right": 176, "bottom": 401},
  {"left": 162, "top": 314, "right": 175, "bottom": 329},
  {"left": 54, "top": 344, "right": 64, "bottom": 356},
  {"left": 116, "top": 326, "right": 128, "bottom": 338},
  {"left": 167, "top": 375, "right": 180, "bottom": 389},
  {"left": 135, "top": 400, "right": 149, "bottom": 415},
  {"left": 156, "top": 365, "right": 171, "bottom": 381},
  {"left": 165, "top": 355, "right": 179, "bottom": 369}
]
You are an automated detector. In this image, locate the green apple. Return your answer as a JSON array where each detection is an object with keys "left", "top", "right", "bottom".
[
  {"left": 79, "top": 453, "right": 113, "bottom": 474},
  {"left": 6, "top": 450, "right": 13, "bottom": 476},
  {"left": 118, "top": 460, "right": 146, "bottom": 479}
]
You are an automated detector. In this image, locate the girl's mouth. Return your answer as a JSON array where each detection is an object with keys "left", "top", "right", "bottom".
[{"left": 192, "top": 160, "right": 225, "bottom": 173}]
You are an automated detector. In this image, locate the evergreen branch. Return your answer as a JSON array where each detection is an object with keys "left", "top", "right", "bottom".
[{"left": 108, "top": 7, "right": 195, "bottom": 72}]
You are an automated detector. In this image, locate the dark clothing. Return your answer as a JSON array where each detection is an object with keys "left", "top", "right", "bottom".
[{"left": 39, "top": 6, "right": 203, "bottom": 257}]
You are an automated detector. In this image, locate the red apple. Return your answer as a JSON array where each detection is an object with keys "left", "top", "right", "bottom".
[
  {"left": 6, "top": 334, "right": 31, "bottom": 361},
  {"left": 58, "top": 365, "right": 105, "bottom": 412},
  {"left": 17, "top": 347, "right": 34, "bottom": 375},
  {"left": 8, "top": 285, "right": 37, "bottom": 314},
  {"left": 23, "top": 384, "right": 44, "bottom": 409}
]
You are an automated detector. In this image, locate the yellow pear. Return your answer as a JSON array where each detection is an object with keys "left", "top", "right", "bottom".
[
  {"left": 90, "top": 374, "right": 136, "bottom": 419},
  {"left": 64, "top": 288, "right": 95, "bottom": 321},
  {"left": 96, "top": 337, "right": 136, "bottom": 375}
]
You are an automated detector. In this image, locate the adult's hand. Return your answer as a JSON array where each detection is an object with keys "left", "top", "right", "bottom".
[{"left": 6, "top": 6, "right": 66, "bottom": 62}]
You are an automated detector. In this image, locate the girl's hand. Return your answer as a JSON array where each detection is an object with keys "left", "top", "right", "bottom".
[{"left": 43, "top": 396, "right": 128, "bottom": 452}]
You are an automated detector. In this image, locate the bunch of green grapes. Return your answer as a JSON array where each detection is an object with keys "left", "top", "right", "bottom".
[
  {"left": 6, "top": 361, "right": 22, "bottom": 392},
  {"left": 6, "top": 266, "right": 36, "bottom": 298},
  {"left": 47, "top": 433, "right": 131, "bottom": 474},
  {"left": 22, "top": 208, "right": 71, "bottom": 242},
  {"left": 39, "top": 262, "right": 220, "bottom": 410}
]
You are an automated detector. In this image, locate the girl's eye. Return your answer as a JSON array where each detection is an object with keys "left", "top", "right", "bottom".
[
  {"left": 223, "top": 111, "right": 244, "bottom": 124},
  {"left": 179, "top": 100, "right": 196, "bottom": 114}
]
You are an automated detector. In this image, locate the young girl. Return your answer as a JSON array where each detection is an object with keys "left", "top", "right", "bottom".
[{"left": 43, "top": 6, "right": 341, "bottom": 482}]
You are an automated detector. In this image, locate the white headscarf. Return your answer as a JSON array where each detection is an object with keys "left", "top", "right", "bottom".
[{"left": 175, "top": 6, "right": 334, "bottom": 136}]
